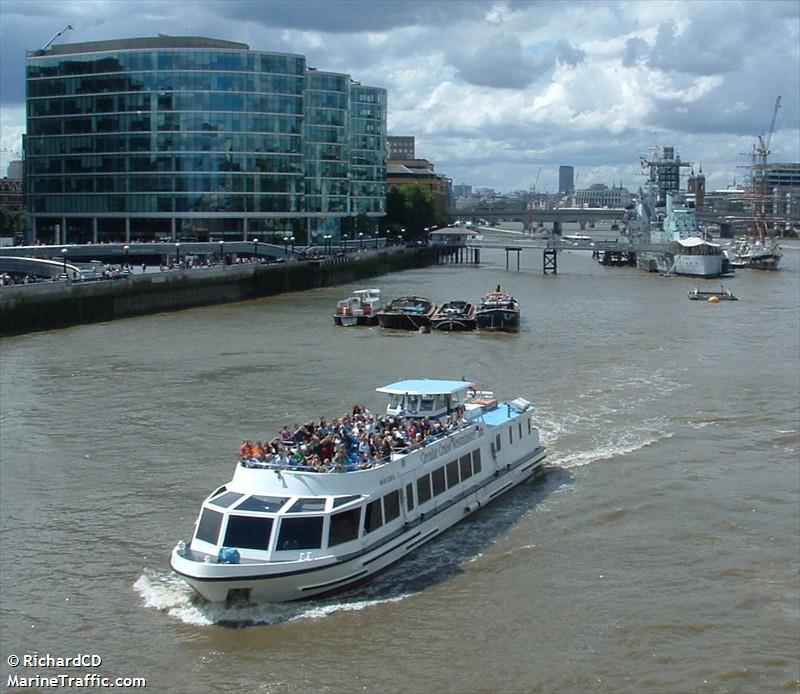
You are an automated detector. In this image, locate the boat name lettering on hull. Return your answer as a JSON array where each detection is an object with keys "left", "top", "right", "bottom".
[
  {"left": 379, "top": 474, "right": 396, "bottom": 486},
  {"left": 421, "top": 429, "right": 478, "bottom": 464}
]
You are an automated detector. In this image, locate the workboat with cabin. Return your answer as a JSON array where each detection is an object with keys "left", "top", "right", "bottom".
[
  {"left": 334, "top": 288, "right": 381, "bottom": 326},
  {"left": 377, "top": 296, "right": 437, "bottom": 330},
  {"left": 170, "top": 379, "right": 546, "bottom": 603},
  {"left": 431, "top": 301, "right": 477, "bottom": 332},
  {"left": 475, "top": 287, "right": 520, "bottom": 333}
]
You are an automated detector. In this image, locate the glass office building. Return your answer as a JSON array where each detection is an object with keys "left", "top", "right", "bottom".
[{"left": 25, "top": 36, "right": 386, "bottom": 244}]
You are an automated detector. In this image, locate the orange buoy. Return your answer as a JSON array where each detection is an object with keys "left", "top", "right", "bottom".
[{"left": 708, "top": 295, "right": 720, "bottom": 303}]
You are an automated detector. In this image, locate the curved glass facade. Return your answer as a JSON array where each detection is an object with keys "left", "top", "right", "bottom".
[{"left": 25, "top": 37, "right": 386, "bottom": 243}]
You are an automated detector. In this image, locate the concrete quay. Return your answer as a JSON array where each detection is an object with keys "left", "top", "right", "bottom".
[{"left": 0, "top": 246, "right": 446, "bottom": 337}]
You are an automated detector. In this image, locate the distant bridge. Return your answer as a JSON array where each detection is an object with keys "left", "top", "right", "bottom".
[
  {"left": 467, "top": 232, "right": 679, "bottom": 274},
  {"left": 455, "top": 207, "right": 628, "bottom": 232}
]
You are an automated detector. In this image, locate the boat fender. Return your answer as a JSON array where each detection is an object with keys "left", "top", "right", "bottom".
[{"left": 218, "top": 547, "right": 241, "bottom": 564}]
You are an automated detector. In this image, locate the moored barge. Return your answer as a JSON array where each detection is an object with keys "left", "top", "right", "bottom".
[{"left": 377, "top": 296, "right": 437, "bottom": 330}]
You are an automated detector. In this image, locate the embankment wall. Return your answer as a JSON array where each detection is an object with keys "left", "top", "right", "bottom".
[{"left": 0, "top": 247, "right": 443, "bottom": 336}]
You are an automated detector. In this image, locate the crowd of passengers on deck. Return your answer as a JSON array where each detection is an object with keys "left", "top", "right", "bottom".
[{"left": 239, "top": 403, "right": 468, "bottom": 473}]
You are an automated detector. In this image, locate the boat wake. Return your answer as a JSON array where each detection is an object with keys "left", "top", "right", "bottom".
[
  {"left": 133, "top": 569, "right": 406, "bottom": 626},
  {"left": 534, "top": 367, "right": 682, "bottom": 469}
]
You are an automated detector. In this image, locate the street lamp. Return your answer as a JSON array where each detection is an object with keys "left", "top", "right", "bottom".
[
  {"left": 290, "top": 236, "right": 295, "bottom": 253},
  {"left": 174, "top": 242, "right": 180, "bottom": 267},
  {"left": 283, "top": 235, "right": 289, "bottom": 255},
  {"left": 324, "top": 234, "right": 331, "bottom": 254},
  {"left": 358, "top": 232, "right": 364, "bottom": 250},
  {"left": 219, "top": 239, "right": 225, "bottom": 265},
  {"left": 253, "top": 237, "right": 259, "bottom": 259},
  {"left": 61, "top": 247, "right": 67, "bottom": 277},
  {"left": 123, "top": 244, "right": 130, "bottom": 269}
]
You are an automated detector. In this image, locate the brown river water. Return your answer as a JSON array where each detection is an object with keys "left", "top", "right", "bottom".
[{"left": 1, "top": 232, "right": 798, "bottom": 693}]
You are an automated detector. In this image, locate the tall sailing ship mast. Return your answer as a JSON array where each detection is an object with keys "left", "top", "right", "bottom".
[
  {"left": 725, "top": 96, "right": 786, "bottom": 270},
  {"left": 750, "top": 96, "right": 782, "bottom": 242}
]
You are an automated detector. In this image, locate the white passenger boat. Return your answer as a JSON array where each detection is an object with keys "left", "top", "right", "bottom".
[
  {"left": 334, "top": 288, "right": 381, "bottom": 326},
  {"left": 170, "top": 379, "right": 546, "bottom": 603}
]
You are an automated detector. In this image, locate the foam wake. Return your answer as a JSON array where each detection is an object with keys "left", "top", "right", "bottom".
[{"left": 133, "top": 568, "right": 407, "bottom": 626}]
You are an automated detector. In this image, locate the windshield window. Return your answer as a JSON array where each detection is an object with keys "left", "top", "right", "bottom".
[
  {"left": 277, "top": 517, "right": 323, "bottom": 550},
  {"left": 195, "top": 509, "right": 223, "bottom": 544},
  {"left": 236, "top": 495, "right": 288, "bottom": 513},
  {"left": 223, "top": 515, "right": 273, "bottom": 551},
  {"left": 208, "top": 491, "right": 244, "bottom": 509}
]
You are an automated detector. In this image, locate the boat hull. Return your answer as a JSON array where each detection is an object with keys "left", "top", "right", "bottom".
[
  {"left": 672, "top": 254, "right": 724, "bottom": 278},
  {"left": 171, "top": 447, "right": 546, "bottom": 603},
  {"left": 431, "top": 317, "right": 477, "bottom": 331},
  {"left": 377, "top": 313, "right": 433, "bottom": 330},
  {"left": 431, "top": 303, "right": 476, "bottom": 331},
  {"left": 476, "top": 309, "right": 520, "bottom": 333},
  {"left": 334, "top": 314, "right": 378, "bottom": 327}
]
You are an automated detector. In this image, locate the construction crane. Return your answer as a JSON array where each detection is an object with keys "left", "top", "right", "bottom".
[
  {"left": 531, "top": 166, "right": 542, "bottom": 194},
  {"left": 40, "top": 24, "right": 73, "bottom": 52},
  {"left": 748, "top": 96, "right": 782, "bottom": 239}
]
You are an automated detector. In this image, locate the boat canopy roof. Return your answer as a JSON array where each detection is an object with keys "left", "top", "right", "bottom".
[
  {"left": 377, "top": 379, "right": 475, "bottom": 396},
  {"left": 678, "top": 237, "right": 720, "bottom": 248}
]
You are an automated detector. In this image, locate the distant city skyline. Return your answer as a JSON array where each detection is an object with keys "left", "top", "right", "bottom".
[{"left": 1, "top": 0, "right": 799, "bottom": 194}]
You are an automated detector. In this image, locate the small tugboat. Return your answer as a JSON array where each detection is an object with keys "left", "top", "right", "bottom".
[
  {"left": 377, "top": 296, "right": 437, "bottom": 330},
  {"left": 431, "top": 301, "right": 477, "bottom": 332},
  {"left": 334, "top": 288, "right": 381, "bottom": 326},
  {"left": 170, "top": 378, "right": 546, "bottom": 603},
  {"left": 475, "top": 286, "right": 520, "bottom": 333},
  {"left": 688, "top": 285, "right": 738, "bottom": 301}
]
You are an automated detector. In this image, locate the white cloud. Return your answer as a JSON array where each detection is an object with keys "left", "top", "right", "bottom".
[{"left": 0, "top": 0, "right": 798, "bottom": 193}]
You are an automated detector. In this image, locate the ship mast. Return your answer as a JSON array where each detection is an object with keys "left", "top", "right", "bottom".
[{"left": 751, "top": 96, "right": 781, "bottom": 242}]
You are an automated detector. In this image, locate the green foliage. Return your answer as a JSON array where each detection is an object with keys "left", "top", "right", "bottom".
[
  {"left": 384, "top": 184, "right": 436, "bottom": 240},
  {"left": 0, "top": 206, "right": 24, "bottom": 235}
]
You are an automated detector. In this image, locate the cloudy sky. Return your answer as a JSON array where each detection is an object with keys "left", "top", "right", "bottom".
[{"left": 1, "top": 0, "right": 798, "bottom": 194}]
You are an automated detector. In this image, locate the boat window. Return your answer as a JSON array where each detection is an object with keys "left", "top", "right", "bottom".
[
  {"left": 235, "top": 495, "right": 288, "bottom": 513},
  {"left": 528, "top": 418, "right": 532, "bottom": 435},
  {"left": 223, "top": 515, "right": 273, "bottom": 551},
  {"left": 407, "top": 396, "right": 419, "bottom": 414},
  {"left": 333, "top": 495, "right": 361, "bottom": 509},
  {"left": 329, "top": 508, "right": 360, "bottom": 546},
  {"left": 432, "top": 467, "right": 446, "bottom": 496},
  {"left": 383, "top": 490, "right": 400, "bottom": 523},
  {"left": 519, "top": 422, "right": 523, "bottom": 439},
  {"left": 277, "top": 517, "right": 323, "bottom": 550},
  {"left": 446, "top": 461, "right": 460, "bottom": 488},
  {"left": 209, "top": 491, "right": 244, "bottom": 508},
  {"left": 364, "top": 499, "right": 383, "bottom": 534},
  {"left": 495, "top": 434, "right": 502, "bottom": 452},
  {"left": 417, "top": 475, "right": 432, "bottom": 504},
  {"left": 459, "top": 454, "right": 472, "bottom": 481},
  {"left": 509, "top": 427, "right": 513, "bottom": 445},
  {"left": 389, "top": 394, "right": 402, "bottom": 410},
  {"left": 195, "top": 509, "right": 223, "bottom": 545},
  {"left": 472, "top": 449, "right": 482, "bottom": 474},
  {"left": 405, "top": 483, "right": 414, "bottom": 512},
  {"left": 287, "top": 498, "right": 326, "bottom": 513},
  {"left": 420, "top": 395, "right": 435, "bottom": 412}
]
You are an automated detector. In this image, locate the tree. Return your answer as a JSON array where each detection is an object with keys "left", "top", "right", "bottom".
[{"left": 384, "top": 184, "right": 436, "bottom": 240}]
